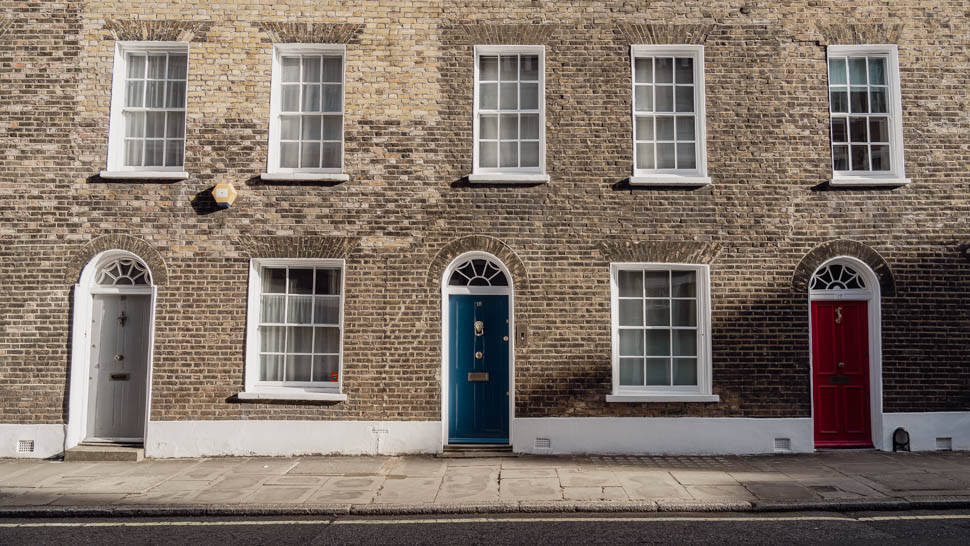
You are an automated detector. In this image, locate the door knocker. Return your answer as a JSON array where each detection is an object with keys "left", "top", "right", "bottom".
[
  {"left": 834, "top": 307, "right": 842, "bottom": 324},
  {"left": 474, "top": 320, "right": 484, "bottom": 337},
  {"left": 117, "top": 311, "right": 128, "bottom": 327}
]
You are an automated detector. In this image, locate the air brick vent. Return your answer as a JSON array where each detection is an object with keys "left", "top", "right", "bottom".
[
  {"left": 17, "top": 440, "right": 34, "bottom": 454},
  {"left": 936, "top": 437, "right": 953, "bottom": 451},
  {"left": 773, "top": 438, "right": 791, "bottom": 452},
  {"left": 534, "top": 437, "right": 551, "bottom": 450}
]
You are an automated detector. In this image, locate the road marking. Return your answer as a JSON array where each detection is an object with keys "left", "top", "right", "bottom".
[{"left": 2, "top": 514, "right": 970, "bottom": 528}]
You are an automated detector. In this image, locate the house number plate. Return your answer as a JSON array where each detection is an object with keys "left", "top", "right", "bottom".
[
  {"left": 468, "top": 372, "right": 489, "bottom": 382},
  {"left": 829, "top": 375, "right": 850, "bottom": 385}
]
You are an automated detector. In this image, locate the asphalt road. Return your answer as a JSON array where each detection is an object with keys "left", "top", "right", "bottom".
[{"left": 2, "top": 510, "right": 970, "bottom": 545}]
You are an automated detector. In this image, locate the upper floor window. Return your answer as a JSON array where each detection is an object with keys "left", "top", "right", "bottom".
[
  {"left": 470, "top": 45, "right": 548, "bottom": 184},
  {"left": 264, "top": 44, "right": 346, "bottom": 181},
  {"left": 103, "top": 42, "right": 189, "bottom": 179},
  {"left": 827, "top": 45, "right": 908, "bottom": 186},
  {"left": 630, "top": 45, "right": 709, "bottom": 186}
]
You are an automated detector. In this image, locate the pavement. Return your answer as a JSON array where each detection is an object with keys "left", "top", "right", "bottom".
[{"left": 1, "top": 450, "right": 970, "bottom": 517}]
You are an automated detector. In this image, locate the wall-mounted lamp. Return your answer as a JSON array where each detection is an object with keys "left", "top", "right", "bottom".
[{"left": 212, "top": 182, "right": 238, "bottom": 209}]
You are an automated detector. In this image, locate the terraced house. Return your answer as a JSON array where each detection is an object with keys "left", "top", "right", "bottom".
[{"left": 1, "top": 1, "right": 968, "bottom": 460}]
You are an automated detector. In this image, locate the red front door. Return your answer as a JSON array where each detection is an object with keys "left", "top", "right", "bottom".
[{"left": 811, "top": 300, "right": 872, "bottom": 448}]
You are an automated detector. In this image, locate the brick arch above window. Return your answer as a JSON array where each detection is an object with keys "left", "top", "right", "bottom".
[
  {"left": 428, "top": 236, "right": 529, "bottom": 291},
  {"left": 597, "top": 241, "right": 721, "bottom": 265},
  {"left": 103, "top": 19, "right": 213, "bottom": 42},
  {"left": 793, "top": 240, "right": 895, "bottom": 297},
  {"left": 65, "top": 234, "right": 168, "bottom": 285}
]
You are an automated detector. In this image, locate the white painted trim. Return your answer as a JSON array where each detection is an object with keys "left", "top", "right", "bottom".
[
  {"left": 67, "top": 250, "right": 157, "bottom": 450},
  {"left": 441, "top": 251, "right": 515, "bottom": 447},
  {"left": 472, "top": 45, "right": 546, "bottom": 176},
  {"left": 260, "top": 172, "right": 349, "bottom": 182},
  {"left": 0, "top": 424, "right": 66, "bottom": 459},
  {"left": 808, "top": 256, "right": 884, "bottom": 449},
  {"left": 608, "top": 263, "right": 714, "bottom": 398},
  {"left": 145, "top": 420, "right": 441, "bottom": 457},
  {"left": 606, "top": 394, "right": 720, "bottom": 403},
  {"left": 629, "top": 45, "right": 708, "bottom": 180},
  {"left": 467, "top": 173, "right": 550, "bottom": 184},
  {"left": 266, "top": 43, "right": 347, "bottom": 176},
  {"left": 882, "top": 412, "right": 970, "bottom": 452},
  {"left": 237, "top": 391, "right": 348, "bottom": 402},
  {"left": 513, "top": 417, "right": 814, "bottom": 455},
  {"left": 105, "top": 42, "right": 190, "bottom": 174},
  {"left": 244, "top": 258, "right": 346, "bottom": 395},
  {"left": 826, "top": 44, "right": 906, "bottom": 183}
]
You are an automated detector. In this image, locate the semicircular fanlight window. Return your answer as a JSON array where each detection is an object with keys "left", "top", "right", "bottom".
[
  {"left": 95, "top": 258, "right": 151, "bottom": 286},
  {"left": 810, "top": 263, "right": 866, "bottom": 291},
  {"left": 448, "top": 258, "right": 508, "bottom": 287}
]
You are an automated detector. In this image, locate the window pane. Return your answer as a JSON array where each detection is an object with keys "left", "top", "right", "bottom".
[
  {"left": 618, "top": 270, "right": 643, "bottom": 297},
  {"left": 851, "top": 145, "right": 869, "bottom": 171},
  {"left": 646, "top": 358, "right": 670, "bottom": 386},
  {"left": 124, "top": 140, "right": 143, "bottom": 166},
  {"left": 281, "top": 85, "right": 299, "bottom": 112},
  {"left": 301, "top": 141, "right": 320, "bottom": 168},
  {"left": 321, "top": 143, "right": 339, "bottom": 169},
  {"left": 635, "top": 117, "right": 653, "bottom": 141},
  {"left": 673, "top": 358, "right": 697, "bottom": 386},
  {"left": 322, "top": 84, "right": 341, "bottom": 112},
  {"left": 286, "top": 326, "right": 314, "bottom": 353},
  {"left": 286, "top": 355, "right": 312, "bottom": 382},
  {"left": 672, "top": 271, "right": 696, "bottom": 297},
  {"left": 280, "top": 142, "right": 299, "bottom": 168},
  {"left": 500, "top": 82, "right": 518, "bottom": 109},
  {"left": 126, "top": 81, "right": 144, "bottom": 107},
  {"left": 672, "top": 300, "right": 696, "bottom": 327},
  {"left": 655, "top": 58, "right": 673, "bottom": 83},
  {"left": 302, "top": 84, "right": 321, "bottom": 112},
  {"left": 500, "top": 114, "right": 518, "bottom": 140},
  {"left": 634, "top": 58, "right": 652, "bottom": 83},
  {"left": 636, "top": 143, "right": 654, "bottom": 170},
  {"left": 281, "top": 57, "right": 300, "bottom": 82},
  {"left": 657, "top": 143, "right": 675, "bottom": 169},
  {"left": 830, "top": 89, "right": 847, "bottom": 113},
  {"left": 870, "top": 145, "right": 891, "bottom": 171},
  {"left": 828, "top": 58, "right": 847, "bottom": 85},
  {"left": 499, "top": 141, "right": 518, "bottom": 168},
  {"left": 850, "top": 87, "right": 868, "bottom": 113},
  {"left": 477, "top": 115, "right": 498, "bottom": 141},
  {"left": 675, "top": 117, "right": 694, "bottom": 141},
  {"left": 164, "top": 140, "right": 183, "bottom": 167},
  {"left": 619, "top": 329, "right": 644, "bottom": 357},
  {"left": 287, "top": 295, "right": 313, "bottom": 324},
  {"left": 312, "top": 355, "right": 339, "bottom": 382},
  {"left": 146, "top": 81, "right": 164, "bottom": 108},
  {"left": 289, "top": 268, "right": 314, "bottom": 294},
  {"left": 260, "top": 354, "right": 284, "bottom": 381},
  {"left": 315, "top": 269, "right": 341, "bottom": 295},
  {"left": 674, "top": 58, "right": 693, "bottom": 84},
  {"left": 619, "top": 299, "right": 643, "bottom": 326},
  {"left": 520, "top": 55, "right": 539, "bottom": 80},
  {"left": 479, "top": 142, "right": 497, "bottom": 168},
  {"left": 634, "top": 86, "right": 653, "bottom": 112},
  {"left": 302, "top": 56, "right": 321, "bottom": 82},
  {"left": 262, "top": 267, "right": 286, "bottom": 293},
  {"left": 520, "top": 114, "right": 540, "bottom": 139},
  {"left": 645, "top": 299, "right": 670, "bottom": 327},
  {"left": 645, "top": 329, "right": 670, "bottom": 356},
  {"left": 868, "top": 57, "right": 886, "bottom": 85},
  {"left": 314, "top": 296, "right": 340, "bottom": 324},
  {"left": 260, "top": 295, "right": 285, "bottom": 323},
  {"left": 166, "top": 112, "right": 185, "bottom": 138},
  {"left": 500, "top": 55, "right": 517, "bottom": 80},
  {"left": 656, "top": 116, "right": 674, "bottom": 140},
  {"left": 675, "top": 86, "right": 693, "bottom": 113},
  {"left": 167, "top": 54, "right": 187, "bottom": 79},
  {"left": 260, "top": 326, "right": 286, "bottom": 353},
  {"left": 144, "top": 139, "right": 163, "bottom": 166},
  {"left": 655, "top": 86, "right": 673, "bottom": 112},
  {"left": 672, "top": 329, "right": 697, "bottom": 357},
  {"left": 520, "top": 142, "right": 540, "bottom": 168},
  {"left": 870, "top": 88, "right": 887, "bottom": 113},
  {"left": 677, "top": 143, "right": 696, "bottom": 170},
  {"left": 479, "top": 83, "right": 497, "bottom": 109},
  {"left": 848, "top": 58, "right": 867, "bottom": 85},
  {"left": 314, "top": 327, "right": 340, "bottom": 353},
  {"left": 831, "top": 118, "right": 848, "bottom": 142},
  {"left": 280, "top": 116, "right": 299, "bottom": 140},
  {"left": 643, "top": 271, "right": 668, "bottom": 297},
  {"left": 166, "top": 81, "right": 186, "bottom": 108},
  {"left": 832, "top": 145, "right": 849, "bottom": 170},
  {"left": 849, "top": 117, "right": 867, "bottom": 142},
  {"left": 147, "top": 55, "right": 166, "bottom": 79},
  {"left": 145, "top": 111, "right": 165, "bottom": 138},
  {"left": 127, "top": 54, "right": 146, "bottom": 79},
  {"left": 520, "top": 83, "right": 539, "bottom": 110},
  {"left": 322, "top": 57, "right": 341, "bottom": 83},
  {"left": 125, "top": 112, "right": 145, "bottom": 138},
  {"left": 619, "top": 358, "right": 644, "bottom": 386},
  {"left": 479, "top": 56, "right": 498, "bottom": 80},
  {"left": 302, "top": 115, "right": 322, "bottom": 140}
]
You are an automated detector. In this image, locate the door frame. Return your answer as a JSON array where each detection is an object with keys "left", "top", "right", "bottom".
[
  {"left": 67, "top": 250, "right": 157, "bottom": 449},
  {"left": 808, "top": 256, "right": 883, "bottom": 450},
  {"left": 440, "top": 251, "right": 514, "bottom": 448}
]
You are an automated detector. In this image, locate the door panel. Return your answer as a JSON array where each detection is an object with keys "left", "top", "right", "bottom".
[
  {"left": 87, "top": 294, "right": 150, "bottom": 441},
  {"left": 812, "top": 300, "right": 872, "bottom": 447},
  {"left": 448, "top": 295, "right": 509, "bottom": 443}
]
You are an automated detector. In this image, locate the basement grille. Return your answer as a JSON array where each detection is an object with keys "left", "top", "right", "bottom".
[
  {"left": 936, "top": 437, "right": 953, "bottom": 451},
  {"left": 17, "top": 440, "right": 34, "bottom": 454},
  {"left": 773, "top": 438, "right": 792, "bottom": 453},
  {"left": 534, "top": 437, "right": 551, "bottom": 450}
]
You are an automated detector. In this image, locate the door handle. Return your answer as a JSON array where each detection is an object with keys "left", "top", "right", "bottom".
[
  {"left": 837, "top": 361, "right": 845, "bottom": 369},
  {"left": 474, "top": 321, "right": 484, "bottom": 337}
]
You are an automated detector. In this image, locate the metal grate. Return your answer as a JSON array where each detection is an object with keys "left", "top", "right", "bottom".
[
  {"left": 936, "top": 437, "right": 953, "bottom": 451},
  {"left": 774, "top": 438, "right": 792, "bottom": 452},
  {"left": 534, "top": 437, "right": 551, "bottom": 449},
  {"left": 17, "top": 440, "right": 34, "bottom": 454}
]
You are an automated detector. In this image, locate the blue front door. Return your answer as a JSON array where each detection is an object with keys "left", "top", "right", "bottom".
[{"left": 448, "top": 294, "right": 509, "bottom": 443}]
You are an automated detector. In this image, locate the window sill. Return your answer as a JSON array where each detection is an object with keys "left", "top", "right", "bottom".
[
  {"left": 99, "top": 170, "right": 189, "bottom": 180},
  {"left": 828, "top": 176, "right": 911, "bottom": 187},
  {"left": 260, "top": 172, "right": 350, "bottom": 182},
  {"left": 237, "top": 391, "right": 347, "bottom": 402},
  {"left": 467, "top": 173, "right": 550, "bottom": 184},
  {"left": 629, "top": 175, "right": 712, "bottom": 187},
  {"left": 606, "top": 394, "right": 721, "bottom": 403}
]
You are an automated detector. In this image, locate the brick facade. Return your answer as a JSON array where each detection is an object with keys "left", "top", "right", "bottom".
[{"left": 2, "top": 2, "right": 969, "bottom": 438}]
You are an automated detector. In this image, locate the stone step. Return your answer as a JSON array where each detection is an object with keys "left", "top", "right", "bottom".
[
  {"left": 438, "top": 444, "right": 516, "bottom": 458},
  {"left": 64, "top": 444, "right": 144, "bottom": 462}
]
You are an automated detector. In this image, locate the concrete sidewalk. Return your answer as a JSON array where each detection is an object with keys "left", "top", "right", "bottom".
[{"left": 2, "top": 451, "right": 970, "bottom": 517}]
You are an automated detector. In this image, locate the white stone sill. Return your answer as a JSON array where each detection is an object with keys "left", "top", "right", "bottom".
[
  {"left": 237, "top": 391, "right": 347, "bottom": 402},
  {"left": 629, "top": 175, "right": 712, "bottom": 186},
  {"left": 467, "top": 173, "right": 550, "bottom": 184},
  {"left": 260, "top": 172, "right": 350, "bottom": 182},
  {"left": 606, "top": 394, "right": 721, "bottom": 403},
  {"left": 99, "top": 170, "right": 189, "bottom": 180},
  {"left": 828, "top": 177, "right": 911, "bottom": 187}
]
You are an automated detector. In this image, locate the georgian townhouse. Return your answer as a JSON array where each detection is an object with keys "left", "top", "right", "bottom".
[{"left": 1, "top": 1, "right": 968, "bottom": 459}]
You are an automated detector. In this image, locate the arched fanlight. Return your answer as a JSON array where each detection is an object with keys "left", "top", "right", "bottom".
[
  {"left": 95, "top": 258, "right": 151, "bottom": 286},
  {"left": 810, "top": 263, "right": 866, "bottom": 291},
  {"left": 448, "top": 258, "right": 508, "bottom": 287}
]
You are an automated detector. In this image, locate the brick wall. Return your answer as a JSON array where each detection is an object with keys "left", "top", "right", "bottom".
[{"left": 1, "top": 1, "right": 968, "bottom": 426}]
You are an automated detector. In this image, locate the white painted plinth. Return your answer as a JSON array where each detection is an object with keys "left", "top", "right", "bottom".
[
  {"left": 882, "top": 412, "right": 970, "bottom": 452},
  {"left": 0, "top": 424, "right": 65, "bottom": 459}
]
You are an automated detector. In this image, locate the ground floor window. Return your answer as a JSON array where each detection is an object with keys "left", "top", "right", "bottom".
[{"left": 610, "top": 263, "right": 713, "bottom": 398}]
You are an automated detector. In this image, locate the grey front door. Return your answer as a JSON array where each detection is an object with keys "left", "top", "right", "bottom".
[{"left": 87, "top": 294, "right": 150, "bottom": 441}]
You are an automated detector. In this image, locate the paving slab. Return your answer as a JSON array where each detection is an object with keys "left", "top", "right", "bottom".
[
  {"left": 686, "top": 485, "right": 757, "bottom": 501},
  {"left": 859, "top": 472, "right": 970, "bottom": 492},
  {"left": 0, "top": 463, "right": 89, "bottom": 487},
  {"left": 388, "top": 457, "right": 448, "bottom": 477},
  {"left": 615, "top": 471, "right": 691, "bottom": 500},
  {"left": 50, "top": 493, "right": 129, "bottom": 506},
  {"left": 499, "top": 478, "right": 562, "bottom": 502},
  {"left": 63, "top": 462, "right": 142, "bottom": 478},
  {"left": 244, "top": 486, "right": 317, "bottom": 504},
  {"left": 115, "top": 490, "right": 200, "bottom": 505},
  {"left": 178, "top": 460, "right": 244, "bottom": 481},
  {"left": 375, "top": 476, "right": 442, "bottom": 504},
  {"left": 742, "top": 482, "right": 821, "bottom": 501},
  {"left": 264, "top": 475, "right": 329, "bottom": 487},
  {"left": 190, "top": 488, "right": 255, "bottom": 504},
  {"left": 319, "top": 476, "right": 384, "bottom": 492},
  {"left": 558, "top": 469, "right": 621, "bottom": 487},
  {"left": 435, "top": 466, "right": 499, "bottom": 503},
  {"left": 308, "top": 488, "right": 375, "bottom": 504},
  {"left": 500, "top": 468, "right": 558, "bottom": 479},
  {"left": 670, "top": 470, "right": 741, "bottom": 486},
  {"left": 62, "top": 475, "right": 172, "bottom": 494},
  {"left": 563, "top": 486, "right": 629, "bottom": 501},
  {"left": 727, "top": 471, "right": 791, "bottom": 483},
  {"left": 0, "top": 489, "right": 64, "bottom": 507},
  {"left": 149, "top": 480, "right": 214, "bottom": 492},
  {"left": 209, "top": 475, "right": 267, "bottom": 491},
  {"left": 233, "top": 458, "right": 301, "bottom": 475},
  {"left": 288, "top": 457, "right": 390, "bottom": 476}
]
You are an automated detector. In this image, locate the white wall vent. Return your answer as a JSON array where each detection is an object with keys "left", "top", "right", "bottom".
[
  {"left": 534, "top": 437, "right": 551, "bottom": 450},
  {"left": 936, "top": 437, "right": 953, "bottom": 451},
  {"left": 773, "top": 438, "right": 791, "bottom": 453},
  {"left": 17, "top": 440, "right": 34, "bottom": 454}
]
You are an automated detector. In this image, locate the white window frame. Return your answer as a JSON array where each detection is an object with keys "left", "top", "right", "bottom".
[
  {"left": 629, "top": 45, "right": 710, "bottom": 186},
  {"left": 261, "top": 43, "right": 349, "bottom": 183},
  {"left": 827, "top": 45, "right": 909, "bottom": 186},
  {"left": 607, "top": 263, "right": 718, "bottom": 403},
  {"left": 102, "top": 41, "right": 190, "bottom": 180},
  {"left": 240, "top": 258, "right": 347, "bottom": 402},
  {"left": 468, "top": 45, "right": 549, "bottom": 184}
]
